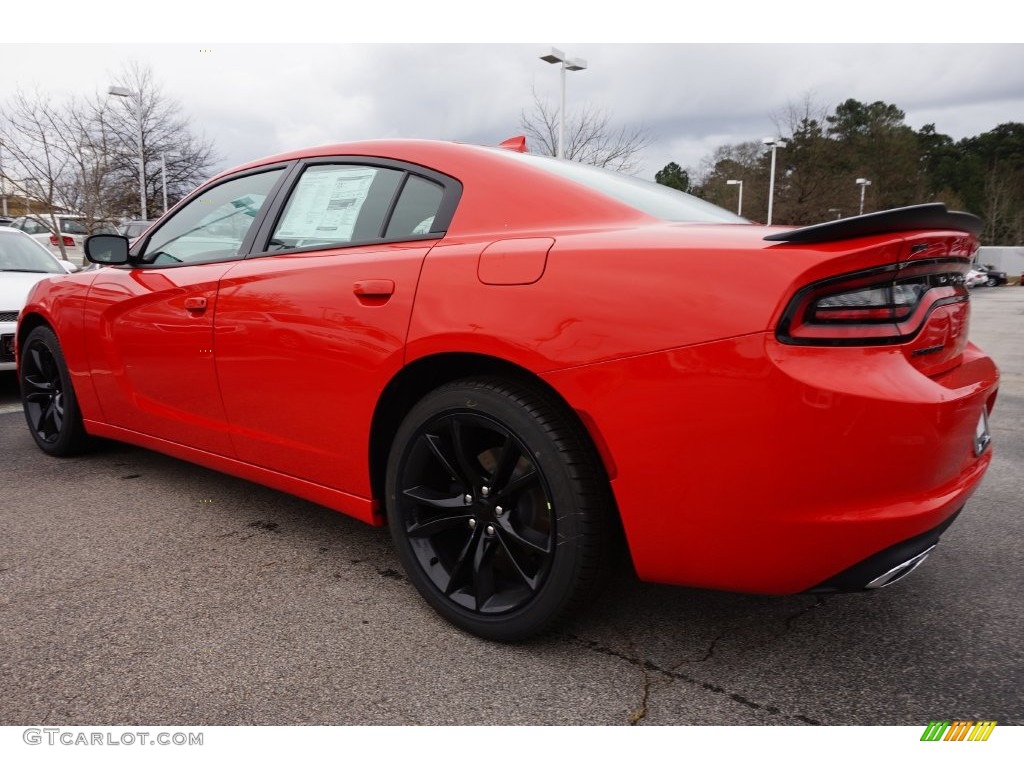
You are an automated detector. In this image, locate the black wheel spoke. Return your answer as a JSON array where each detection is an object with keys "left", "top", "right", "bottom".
[
  {"left": 497, "top": 516, "right": 552, "bottom": 556},
  {"left": 449, "top": 417, "right": 484, "bottom": 488},
  {"left": 403, "top": 485, "right": 468, "bottom": 510},
  {"left": 29, "top": 346, "right": 45, "bottom": 375},
  {"left": 495, "top": 532, "right": 540, "bottom": 590},
  {"left": 472, "top": 534, "right": 498, "bottom": 610},
  {"left": 443, "top": 528, "right": 480, "bottom": 596},
  {"left": 36, "top": 402, "right": 53, "bottom": 435},
  {"left": 406, "top": 511, "right": 475, "bottom": 538},
  {"left": 23, "top": 374, "right": 54, "bottom": 392},
  {"left": 423, "top": 433, "right": 464, "bottom": 487}
]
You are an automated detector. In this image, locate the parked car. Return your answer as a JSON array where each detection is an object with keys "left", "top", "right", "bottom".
[
  {"left": 7, "top": 214, "right": 118, "bottom": 265},
  {"left": 974, "top": 264, "right": 1008, "bottom": 287},
  {"left": 0, "top": 216, "right": 14, "bottom": 227},
  {"left": 119, "top": 220, "right": 156, "bottom": 242},
  {"left": 966, "top": 268, "right": 988, "bottom": 288},
  {"left": 16, "top": 139, "right": 998, "bottom": 640},
  {"left": 0, "top": 228, "right": 75, "bottom": 371}
]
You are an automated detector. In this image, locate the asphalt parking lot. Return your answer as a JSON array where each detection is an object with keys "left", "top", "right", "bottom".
[{"left": 0, "top": 288, "right": 1021, "bottom": 726}]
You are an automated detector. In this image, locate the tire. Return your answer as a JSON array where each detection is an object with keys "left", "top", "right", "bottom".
[
  {"left": 385, "top": 377, "right": 614, "bottom": 641},
  {"left": 19, "top": 326, "right": 88, "bottom": 456},
  {"left": 986, "top": 277, "right": 997, "bottom": 287}
]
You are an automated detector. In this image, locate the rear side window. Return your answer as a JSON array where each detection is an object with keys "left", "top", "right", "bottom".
[
  {"left": 267, "top": 164, "right": 450, "bottom": 252},
  {"left": 386, "top": 176, "right": 444, "bottom": 238}
]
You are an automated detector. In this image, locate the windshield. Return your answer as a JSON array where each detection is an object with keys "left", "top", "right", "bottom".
[
  {"left": 0, "top": 233, "right": 63, "bottom": 273},
  {"left": 488, "top": 150, "right": 747, "bottom": 224},
  {"left": 57, "top": 218, "right": 89, "bottom": 235}
]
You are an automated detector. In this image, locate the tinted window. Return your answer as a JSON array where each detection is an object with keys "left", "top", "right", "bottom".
[
  {"left": 490, "top": 150, "right": 747, "bottom": 224},
  {"left": 140, "top": 169, "right": 283, "bottom": 265},
  {"left": 269, "top": 165, "right": 403, "bottom": 251},
  {"left": 58, "top": 218, "right": 88, "bottom": 235},
  {"left": 385, "top": 175, "right": 444, "bottom": 238}
]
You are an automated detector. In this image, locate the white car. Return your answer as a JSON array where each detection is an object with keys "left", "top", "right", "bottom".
[
  {"left": 965, "top": 268, "right": 987, "bottom": 288},
  {"left": 0, "top": 228, "right": 77, "bottom": 371},
  {"left": 7, "top": 214, "right": 117, "bottom": 266}
]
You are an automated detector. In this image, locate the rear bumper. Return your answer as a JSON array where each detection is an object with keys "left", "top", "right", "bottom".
[
  {"left": 807, "top": 508, "right": 960, "bottom": 592},
  {"left": 543, "top": 332, "right": 998, "bottom": 594}
]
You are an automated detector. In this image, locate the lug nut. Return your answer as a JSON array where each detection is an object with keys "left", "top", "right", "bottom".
[
  {"left": 468, "top": 518, "right": 477, "bottom": 529},
  {"left": 464, "top": 494, "right": 473, "bottom": 504},
  {"left": 495, "top": 506, "right": 504, "bottom": 516},
  {"left": 485, "top": 524, "right": 496, "bottom": 535},
  {"left": 481, "top": 486, "right": 490, "bottom": 497}
]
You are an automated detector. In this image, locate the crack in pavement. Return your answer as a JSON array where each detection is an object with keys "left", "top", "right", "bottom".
[
  {"left": 627, "top": 648, "right": 653, "bottom": 725},
  {"left": 663, "top": 596, "right": 830, "bottom": 668},
  {"left": 560, "top": 631, "right": 823, "bottom": 725}
]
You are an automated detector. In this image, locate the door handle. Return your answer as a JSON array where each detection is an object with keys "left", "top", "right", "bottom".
[
  {"left": 184, "top": 296, "right": 208, "bottom": 312},
  {"left": 353, "top": 280, "right": 395, "bottom": 298}
]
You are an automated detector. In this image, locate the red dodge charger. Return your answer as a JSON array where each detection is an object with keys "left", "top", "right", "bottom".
[{"left": 16, "top": 139, "right": 998, "bottom": 640}]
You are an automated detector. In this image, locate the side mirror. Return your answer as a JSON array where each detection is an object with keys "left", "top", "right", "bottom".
[
  {"left": 60, "top": 260, "right": 80, "bottom": 273},
  {"left": 85, "top": 234, "right": 130, "bottom": 265}
]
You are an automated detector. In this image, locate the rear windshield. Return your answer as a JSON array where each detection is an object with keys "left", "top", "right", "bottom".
[
  {"left": 58, "top": 218, "right": 89, "bottom": 235},
  {"left": 489, "top": 150, "right": 747, "bottom": 224}
]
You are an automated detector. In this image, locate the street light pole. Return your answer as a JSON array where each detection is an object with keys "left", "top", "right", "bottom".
[
  {"left": 855, "top": 177, "right": 872, "bottom": 216},
  {"left": 726, "top": 179, "right": 743, "bottom": 216},
  {"left": 540, "top": 48, "right": 587, "bottom": 160},
  {"left": 160, "top": 152, "right": 180, "bottom": 216},
  {"left": 0, "top": 142, "right": 8, "bottom": 217},
  {"left": 763, "top": 138, "right": 787, "bottom": 226},
  {"left": 109, "top": 86, "right": 146, "bottom": 220}
]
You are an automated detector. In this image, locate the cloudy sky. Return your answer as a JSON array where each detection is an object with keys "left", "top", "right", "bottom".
[{"left": 2, "top": 6, "right": 1021, "bottom": 183}]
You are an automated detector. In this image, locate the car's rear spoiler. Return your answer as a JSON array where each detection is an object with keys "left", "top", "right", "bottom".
[{"left": 764, "top": 204, "right": 983, "bottom": 243}]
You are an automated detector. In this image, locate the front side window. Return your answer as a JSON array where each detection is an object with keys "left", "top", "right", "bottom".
[{"left": 139, "top": 169, "right": 283, "bottom": 265}]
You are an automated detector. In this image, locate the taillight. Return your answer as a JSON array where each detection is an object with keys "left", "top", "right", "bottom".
[
  {"left": 49, "top": 235, "right": 75, "bottom": 247},
  {"left": 778, "top": 259, "right": 970, "bottom": 346}
]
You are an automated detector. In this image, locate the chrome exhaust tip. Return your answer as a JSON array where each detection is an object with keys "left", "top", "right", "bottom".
[{"left": 864, "top": 545, "right": 936, "bottom": 589}]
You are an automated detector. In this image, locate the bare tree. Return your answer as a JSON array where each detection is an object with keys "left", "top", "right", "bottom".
[
  {"left": 0, "top": 62, "right": 220, "bottom": 245},
  {"left": 519, "top": 88, "right": 651, "bottom": 174},
  {"left": 0, "top": 89, "right": 81, "bottom": 257},
  {"left": 102, "top": 62, "right": 219, "bottom": 219}
]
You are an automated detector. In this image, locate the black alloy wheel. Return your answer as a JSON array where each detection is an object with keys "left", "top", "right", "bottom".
[
  {"left": 20, "top": 326, "right": 87, "bottom": 456},
  {"left": 986, "top": 276, "right": 998, "bottom": 287},
  {"left": 386, "top": 378, "right": 614, "bottom": 641}
]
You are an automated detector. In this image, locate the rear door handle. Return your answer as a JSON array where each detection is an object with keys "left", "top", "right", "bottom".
[{"left": 353, "top": 280, "right": 395, "bottom": 298}]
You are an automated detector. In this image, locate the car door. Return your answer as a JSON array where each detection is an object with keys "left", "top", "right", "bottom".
[
  {"left": 85, "top": 166, "right": 288, "bottom": 455},
  {"left": 214, "top": 159, "right": 460, "bottom": 498}
]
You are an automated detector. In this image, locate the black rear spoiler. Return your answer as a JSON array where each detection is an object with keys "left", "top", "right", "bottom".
[{"left": 764, "top": 203, "right": 982, "bottom": 243}]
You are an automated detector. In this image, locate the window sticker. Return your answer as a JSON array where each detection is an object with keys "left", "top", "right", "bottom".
[{"left": 276, "top": 167, "right": 378, "bottom": 242}]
